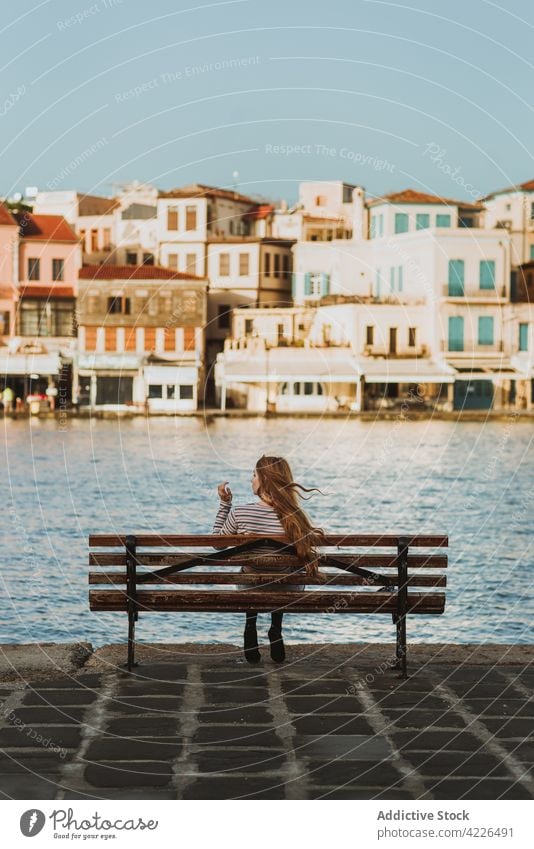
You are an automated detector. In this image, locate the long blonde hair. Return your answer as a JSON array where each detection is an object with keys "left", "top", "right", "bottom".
[{"left": 255, "top": 455, "right": 326, "bottom": 580}]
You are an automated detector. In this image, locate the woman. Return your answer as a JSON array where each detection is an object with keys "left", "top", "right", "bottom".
[{"left": 213, "top": 455, "right": 325, "bottom": 664}]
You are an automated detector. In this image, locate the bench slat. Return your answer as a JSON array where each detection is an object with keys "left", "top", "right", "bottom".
[
  {"left": 89, "top": 552, "right": 448, "bottom": 568},
  {"left": 89, "top": 589, "right": 445, "bottom": 614},
  {"left": 89, "top": 533, "right": 448, "bottom": 548},
  {"left": 88, "top": 572, "right": 447, "bottom": 587}
]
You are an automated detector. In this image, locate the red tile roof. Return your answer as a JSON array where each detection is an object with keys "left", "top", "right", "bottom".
[
  {"left": 15, "top": 212, "right": 78, "bottom": 241},
  {"left": 158, "top": 183, "right": 260, "bottom": 205},
  {"left": 78, "top": 264, "right": 206, "bottom": 281},
  {"left": 19, "top": 286, "right": 74, "bottom": 298},
  {"left": 368, "top": 189, "right": 483, "bottom": 209},
  {"left": 484, "top": 178, "right": 534, "bottom": 199},
  {"left": 0, "top": 202, "right": 17, "bottom": 226}
]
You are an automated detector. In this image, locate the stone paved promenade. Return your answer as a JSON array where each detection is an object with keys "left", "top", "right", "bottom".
[{"left": 0, "top": 643, "right": 533, "bottom": 800}]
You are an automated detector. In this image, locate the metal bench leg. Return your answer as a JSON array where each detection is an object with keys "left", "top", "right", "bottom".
[
  {"left": 395, "top": 537, "right": 409, "bottom": 679},
  {"left": 125, "top": 534, "right": 139, "bottom": 672}
]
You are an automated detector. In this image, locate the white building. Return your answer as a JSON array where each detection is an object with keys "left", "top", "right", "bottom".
[
  {"left": 483, "top": 178, "right": 534, "bottom": 267},
  {"left": 272, "top": 181, "right": 364, "bottom": 242}
]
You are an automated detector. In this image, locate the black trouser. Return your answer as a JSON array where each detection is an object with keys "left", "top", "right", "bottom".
[{"left": 245, "top": 610, "right": 283, "bottom": 630}]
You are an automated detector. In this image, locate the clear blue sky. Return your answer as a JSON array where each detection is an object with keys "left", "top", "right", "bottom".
[{"left": 1, "top": 0, "right": 533, "bottom": 204}]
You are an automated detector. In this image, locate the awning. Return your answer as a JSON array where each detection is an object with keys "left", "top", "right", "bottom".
[
  {"left": 143, "top": 365, "right": 198, "bottom": 383},
  {"left": 217, "top": 347, "right": 362, "bottom": 384},
  {"left": 453, "top": 361, "right": 525, "bottom": 380},
  {"left": 77, "top": 353, "right": 143, "bottom": 372},
  {"left": 0, "top": 352, "right": 61, "bottom": 376},
  {"left": 359, "top": 358, "right": 456, "bottom": 384}
]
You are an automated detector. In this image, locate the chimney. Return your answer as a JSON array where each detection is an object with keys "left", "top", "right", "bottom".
[{"left": 351, "top": 186, "right": 366, "bottom": 241}]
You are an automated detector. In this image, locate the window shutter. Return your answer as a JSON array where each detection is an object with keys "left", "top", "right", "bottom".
[
  {"left": 479, "top": 260, "right": 495, "bottom": 289},
  {"left": 448, "top": 260, "right": 465, "bottom": 296},
  {"left": 304, "top": 272, "right": 312, "bottom": 295},
  {"left": 322, "top": 273, "right": 330, "bottom": 296},
  {"left": 398, "top": 266, "right": 403, "bottom": 292},
  {"left": 478, "top": 316, "right": 494, "bottom": 345}
]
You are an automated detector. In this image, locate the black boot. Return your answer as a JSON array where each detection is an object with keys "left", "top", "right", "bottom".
[
  {"left": 268, "top": 611, "right": 285, "bottom": 663},
  {"left": 244, "top": 612, "right": 261, "bottom": 663}
]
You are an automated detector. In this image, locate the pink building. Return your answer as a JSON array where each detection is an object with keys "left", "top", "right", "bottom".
[{"left": 0, "top": 202, "right": 18, "bottom": 345}]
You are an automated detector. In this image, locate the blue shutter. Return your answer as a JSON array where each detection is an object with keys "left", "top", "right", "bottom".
[
  {"left": 398, "top": 266, "right": 403, "bottom": 292},
  {"left": 478, "top": 316, "right": 494, "bottom": 345},
  {"left": 448, "top": 316, "right": 464, "bottom": 351},
  {"left": 519, "top": 323, "right": 528, "bottom": 351},
  {"left": 304, "top": 272, "right": 312, "bottom": 296},
  {"left": 530, "top": 245, "right": 534, "bottom": 260},
  {"left": 416, "top": 213, "right": 430, "bottom": 230},
  {"left": 390, "top": 268, "right": 395, "bottom": 292},
  {"left": 395, "top": 213, "right": 409, "bottom": 234},
  {"left": 436, "top": 214, "right": 451, "bottom": 227},
  {"left": 322, "top": 273, "right": 330, "bottom": 296},
  {"left": 448, "top": 260, "right": 465, "bottom": 296},
  {"left": 375, "top": 268, "right": 381, "bottom": 297},
  {"left": 479, "top": 260, "right": 495, "bottom": 290}
]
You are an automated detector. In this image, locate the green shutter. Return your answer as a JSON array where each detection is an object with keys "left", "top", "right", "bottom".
[
  {"left": 390, "top": 268, "right": 395, "bottom": 292},
  {"left": 479, "top": 260, "right": 495, "bottom": 289},
  {"left": 448, "top": 316, "right": 464, "bottom": 351},
  {"left": 416, "top": 213, "right": 430, "bottom": 230},
  {"left": 436, "top": 214, "right": 451, "bottom": 227},
  {"left": 375, "top": 268, "right": 381, "bottom": 297},
  {"left": 394, "top": 213, "right": 409, "bottom": 234},
  {"left": 448, "top": 260, "right": 465, "bottom": 296},
  {"left": 304, "top": 272, "right": 312, "bottom": 296},
  {"left": 478, "top": 316, "right": 494, "bottom": 345},
  {"left": 322, "top": 273, "right": 330, "bottom": 296},
  {"left": 518, "top": 323, "right": 528, "bottom": 351},
  {"left": 398, "top": 266, "right": 403, "bottom": 292}
]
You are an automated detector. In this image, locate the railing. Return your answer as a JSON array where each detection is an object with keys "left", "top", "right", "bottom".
[
  {"left": 441, "top": 284, "right": 507, "bottom": 299},
  {"left": 441, "top": 340, "right": 504, "bottom": 353},
  {"left": 362, "top": 345, "right": 428, "bottom": 358}
]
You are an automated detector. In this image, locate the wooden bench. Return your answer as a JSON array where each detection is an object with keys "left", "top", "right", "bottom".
[{"left": 89, "top": 533, "right": 448, "bottom": 678}]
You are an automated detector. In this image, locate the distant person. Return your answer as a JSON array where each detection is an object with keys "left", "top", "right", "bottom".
[
  {"left": 2, "top": 386, "right": 14, "bottom": 414},
  {"left": 213, "top": 455, "right": 325, "bottom": 664}
]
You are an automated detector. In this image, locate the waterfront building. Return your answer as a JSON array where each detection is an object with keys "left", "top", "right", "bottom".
[
  {"left": 0, "top": 202, "right": 19, "bottom": 349},
  {"left": 483, "top": 178, "right": 534, "bottom": 267},
  {"left": 76, "top": 264, "right": 207, "bottom": 412}
]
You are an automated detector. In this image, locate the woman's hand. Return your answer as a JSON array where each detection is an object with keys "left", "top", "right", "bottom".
[{"left": 217, "top": 481, "right": 232, "bottom": 503}]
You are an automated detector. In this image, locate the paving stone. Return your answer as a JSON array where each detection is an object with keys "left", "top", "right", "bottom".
[
  {"left": 285, "top": 696, "right": 362, "bottom": 714},
  {"left": 404, "top": 751, "right": 510, "bottom": 777},
  {"left": 85, "top": 737, "right": 182, "bottom": 761},
  {"left": 382, "top": 709, "right": 468, "bottom": 730},
  {"left": 61, "top": 789, "right": 178, "bottom": 800},
  {"left": 510, "top": 742, "right": 534, "bottom": 763},
  {"left": 193, "top": 724, "right": 282, "bottom": 748},
  {"left": 302, "top": 759, "right": 402, "bottom": 786},
  {"left": 481, "top": 717, "right": 534, "bottom": 738},
  {"left": 29, "top": 674, "right": 103, "bottom": 689},
  {"left": 117, "top": 681, "right": 186, "bottom": 696},
  {"left": 200, "top": 671, "right": 271, "bottom": 687},
  {"left": 103, "top": 695, "right": 183, "bottom": 715},
  {"left": 181, "top": 777, "right": 286, "bottom": 799},
  {"left": 104, "top": 717, "right": 179, "bottom": 738},
  {"left": 373, "top": 694, "right": 451, "bottom": 711},
  {"left": 0, "top": 753, "right": 72, "bottom": 773},
  {"left": 197, "top": 706, "right": 271, "bottom": 724},
  {"left": 293, "top": 715, "right": 375, "bottom": 735},
  {"left": 195, "top": 749, "right": 286, "bottom": 774},
  {"left": 422, "top": 778, "right": 534, "bottom": 800},
  {"left": 294, "top": 733, "right": 392, "bottom": 761},
  {"left": 85, "top": 760, "right": 173, "bottom": 787},
  {"left": 391, "top": 730, "right": 482, "bottom": 752},
  {"left": 118, "top": 664, "right": 188, "bottom": 683},
  {"left": 203, "top": 687, "right": 269, "bottom": 706},
  {"left": 281, "top": 679, "right": 350, "bottom": 696},
  {"left": 22, "top": 689, "right": 98, "bottom": 706},
  {"left": 0, "top": 725, "right": 82, "bottom": 749},
  {"left": 7, "top": 706, "right": 86, "bottom": 724},
  {"left": 447, "top": 682, "right": 518, "bottom": 698},
  {"left": 0, "top": 774, "right": 60, "bottom": 799}
]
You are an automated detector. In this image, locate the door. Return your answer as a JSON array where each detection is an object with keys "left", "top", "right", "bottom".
[
  {"left": 96, "top": 376, "right": 133, "bottom": 405},
  {"left": 454, "top": 380, "right": 494, "bottom": 410},
  {"left": 448, "top": 260, "right": 465, "bottom": 296},
  {"left": 389, "top": 327, "right": 397, "bottom": 354},
  {"left": 448, "top": 316, "right": 464, "bottom": 352}
]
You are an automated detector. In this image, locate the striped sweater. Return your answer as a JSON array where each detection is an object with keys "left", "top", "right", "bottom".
[{"left": 212, "top": 499, "right": 290, "bottom": 575}]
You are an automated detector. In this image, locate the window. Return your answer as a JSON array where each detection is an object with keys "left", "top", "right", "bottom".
[
  {"left": 264, "top": 253, "right": 271, "bottom": 276},
  {"left": 19, "top": 299, "right": 75, "bottom": 337},
  {"left": 274, "top": 254, "right": 280, "bottom": 277},
  {"left": 282, "top": 253, "right": 290, "bottom": 278},
  {"left": 185, "top": 205, "right": 197, "bottom": 231},
  {"left": 370, "top": 216, "right": 377, "bottom": 239},
  {"left": 389, "top": 327, "right": 397, "bottom": 354},
  {"left": 167, "top": 385, "right": 175, "bottom": 399},
  {"left": 167, "top": 206, "right": 178, "bottom": 230},
  {"left": 448, "top": 259, "right": 465, "bottom": 296},
  {"left": 103, "top": 228, "right": 112, "bottom": 249},
  {"left": 126, "top": 252, "right": 137, "bottom": 265},
  {"left": 530, "top": 202, "right": 534, "bottom": 220},
  {"left": 530, "top": 245, "right": 534, "bottom": 260},
  {"left": 277, "top": 323, "right": 285, "bottom": 343},
  {"left": 28, "top": 258, "right": 40, "bottom": 281},
  {"left": 366, "top": 325, "right": 374, "bottom": 346},
  {"left": 239, "top": 253, "right": 249, "bottom": 276},
  {"left": 315, "top": 195, "right": 327, "bottom": 206},
  {"left": 519, "top": 323, "right": 528, "bottom": 351},
  {"left": 416, "top": 213, "right": 430, "bottom": 230},
  {"left": 186, "top": 253, "right": 196, "bottom": 275},
  {"left": 305, "top": 273, "right": 325, "bottom": 296},
  {"left": 394, "top": 213, "right": 409, "bottom": 234},
  {"left": 219, "top": 253, "right": 230, "bottom": 276},
  {"left": 142, "top": 253, "right": 154, "bottom": 266},
  {"left": 375, "top": 268, "right": 381, "bottom": 297},
  {"left": 342, "top": 185, "right": 353, "bottom": 203},
  {"left": 448, "top": 316, "right": 464, "bottom": 351},
  {"left": 218, "top": 305, "right": 231, "bottom": 329},
  {"left": 478, "top": 316, "right": 494, "bottom": 345},
  {"left": 303, "top": 382, "right": 314, "bottom": 395},
  {"left": 148, "top": 384, "right": 163, "bottom": 399},
  {"left": 436, "top": 214, "right": 451, "bottom": 227},
  {"left": 90, "top": 229, "right": 98, "bottom": 251},
  {"left": 398, "top": 266, "right": 403, "bottom": 292},
  {"left": 79, "top": 229, "right": 86, "bottom": 249},
  {"left": 179, "top": 384, "right": 194, "bottom": 400},
  {"left": 52, "top": 258, "right": 64, "bottom": 281},
  {"left": 479, "top": 260, "right": 496, "bottom": 290},
  {"left": 390, "top": 267, "right": 395, "bottom": 292},
  {"left": 459, "top": 216, "right": 474, "bottom": 228},
  {"left": 0, "top": 311, "right": 10, "bottom": 336},
  {"left": 107, "top": 296, "right": 131, "bottom": 315},
  {"left": 167, "top": 254, "right": 178, "bottom": 269},
  {"left": 408, "top": 327, "right": 417, "bottom": 347},
  {"left": 244, "top": 319, "right": 253, "bottom": 335}
]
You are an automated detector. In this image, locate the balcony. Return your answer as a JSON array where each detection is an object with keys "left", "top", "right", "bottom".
[
  {"left": 362, "top": 344, "right": 429, "bottom": 359},
  {"left": 441, "top": 284, "right": 507, "bottom": 300},
  {"left": 441, "top": 340, "right": 504, "bottom": 354}
]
